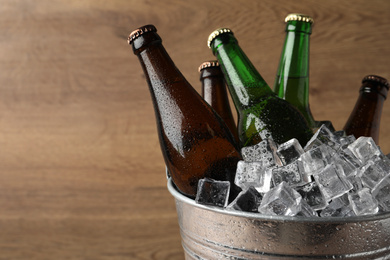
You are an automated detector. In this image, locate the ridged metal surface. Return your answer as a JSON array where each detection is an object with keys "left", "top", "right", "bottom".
[{"left": 168, "top": 178, "right": 390, "bottom": 259}]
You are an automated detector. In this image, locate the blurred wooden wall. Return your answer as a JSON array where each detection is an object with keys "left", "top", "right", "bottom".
[{"left": 0, "top": 0, "right": 389, "bottom": 259}]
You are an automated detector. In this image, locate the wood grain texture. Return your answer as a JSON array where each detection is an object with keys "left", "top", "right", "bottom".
[{"left": 0, "top": 0, "right": 389, "bottom": 259}]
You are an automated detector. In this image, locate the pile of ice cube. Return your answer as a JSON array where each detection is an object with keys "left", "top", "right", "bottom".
[{"left": 195, "top": 125, "right": 390, "bottom": 217}]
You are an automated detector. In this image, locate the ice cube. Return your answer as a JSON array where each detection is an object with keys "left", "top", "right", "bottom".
[
  {"left": 276, "top": 138, "right": 304, "bottom": 165},
  {"left": 226, "top": 186, "right": 263, "bottom": 213},
  {"left": 271, "top": 160, "right": 311, "bottom": 188},
  {"left": 304, "top": 124, "right": 340, "bottom": 152},
  {"left": 296, "top": 182, "right": 328, "bottom": 211},
  {"left": 357, "top": 160, "right": 388, "bottom": 190},
  {"left": 339, "top": 146, "right": 362, "bottom": 167},
  {"left": 195, "top": 178, "right": 230, "bottom": 208},
  {"left": 313, "top": 163, "right": 353, "bottom": 202},
  {"left": 235, "top": 161, "right": 263, "bottom": 188},
  {"left": 347, "top": 174, "right": 364, "bottom": 192},
  {"left": 333, "top": 130, "right": 347, "bottom": 139},
  {"left": 372, "top": 175, "right": 390, "bottom": 212},
  {"left": 320, "top": 195, "right": 356, "bottom": 217},
  {"left": 234, "top": 160, "right": 272, "bottom": 193},
  {"left": 258, "top": 182, "right": 303, "bottom": 216},
  {"left": 332, "top": 149, "right": 361, "bottom": 177},
  {"left": 241, "top": 139, "right": 281, "bottom": 167},
  {"left": 374, "top": 153, "right": 390, "bottom": 174},
  {"left": 338, "top": 135, "right": 357, "bottom": 149},
  {"left": 297, "top": 199, "right": 318, "bottom": 217},
  {"left": 315, "top": 120, "right": 336, "bottom": 132},
  {"left": 348, "top": 188, "right": 379, "bottom": 216},
  {"left": 347, "top": 137, "right": 382, "bottom": 164},
  {"left": 299, "top": 144, "right": 331, "bottom": 175}
]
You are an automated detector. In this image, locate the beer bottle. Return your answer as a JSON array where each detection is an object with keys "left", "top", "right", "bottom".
[
  {"left": 128, "top": 25, "right": 242, "bottom": 199},
  {"left": 343, "top": 75, "right": 389, "bottom": 144},
  {"left": 199, "top": 60, "right": 239, "bottom": 144},
  {"left": 208, "top": 28, "right": 313, "bottom": 147},
  {"left": 273, "top": 13, "right": 317, "bottom": 129}
]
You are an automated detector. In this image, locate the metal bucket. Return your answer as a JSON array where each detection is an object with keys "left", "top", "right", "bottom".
[{"left": 167, "top": 178, "right": 390, "bottom": 259}]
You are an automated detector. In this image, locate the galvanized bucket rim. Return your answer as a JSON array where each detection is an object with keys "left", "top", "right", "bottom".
[{"left": 167, "top": 178, "right": 390, "bottom": 224}]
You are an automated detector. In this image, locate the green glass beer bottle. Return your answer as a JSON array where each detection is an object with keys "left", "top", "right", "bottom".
[
  {"left": 199, "top": 60, "right": 239, "bottom": 144},
  {"left": 128, "top": 25, "right": 241, "bottom": 199},
  {"left": 208, "top": 28, "right": 313, "bottom": 147},
  {"left": 273, "top": 13, "right": 317, "bottom": 129},
  {"left": 343, "top": 75, "right": 389, "bottom": 144}
]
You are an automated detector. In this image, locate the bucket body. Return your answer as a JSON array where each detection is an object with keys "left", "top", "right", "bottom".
[{"left": 167, "top": 179, "right": 390, "bottom": 259}]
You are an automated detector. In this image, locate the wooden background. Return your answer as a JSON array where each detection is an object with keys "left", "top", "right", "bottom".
[{"left": 0, "top": 0, "right": 389, "bottom": 259}]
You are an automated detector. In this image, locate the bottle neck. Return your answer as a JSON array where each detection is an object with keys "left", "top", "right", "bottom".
[
  {"left": 200, "top": 67, "right": 239, "bottom": 143},
  {"left": 200, "top": 67, "right": 225, "bottom": 106},
  {"left": 343, "top": 83, "right": 388, "bottom": 143},
  {"left": 133, "top": 31, "right": 204, "bottom": 156},
  {"left": 359, "top": 89, "right": 386, "bottom": 105},
  {"left": 360, "top": 82, "right": 389, "bottom": 100},
  {"left": 133, "top": 32, "right": 186, "bottom": 87},
  {"left": 276, "top": 21, "right": 311, "bottom": 80},
  {"left": 356, "top": 86, "right": 387, "bottom": 120},
  {"left": 274, "top": 21, "right": 313, "bottom": 124},
  {"left": 210, "top": 33, "right": 274, "bottom": 109},
  {"left": 358, "top": 80, "right": 388, "bottom": 109}
]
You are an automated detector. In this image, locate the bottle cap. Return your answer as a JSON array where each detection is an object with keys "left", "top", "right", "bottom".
[
  {"left": 207, "top": 28, "right": 233, "bottom": 48},
  {"left": 362, "top": 75, "right": 389, "bottom": 89},
  {"left": 285, "top": 13, "right": 314, "bottom": 24},
  {"left": 128, "top": 24, "right": 157, "bottom": 45},
  {"left": 198, "top": 60, "right": 220, "bottom": 72}
]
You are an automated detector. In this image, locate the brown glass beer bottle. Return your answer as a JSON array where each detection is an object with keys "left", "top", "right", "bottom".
[
  {"left": 343, "top": 75, "right": 389, "bottom": 144},
  {"left": 199, "top": 60, "right": 239, "bottom": 145},
  {"left": 128, "top": 25, "right": 242, "bottom": 199}
]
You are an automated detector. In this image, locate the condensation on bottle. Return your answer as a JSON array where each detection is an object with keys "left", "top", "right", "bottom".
[
  {"left": 208, "top": 27, "right": 313, "bottom": 148},
  {"left": 343, "top": 75, "right": 389, "bottom": 144},
  {"left": 199, "top": 60, "right": 239, "bottom": 145},
  {"left": 128, "top": 24, "right": 242, "bottom": 200}
]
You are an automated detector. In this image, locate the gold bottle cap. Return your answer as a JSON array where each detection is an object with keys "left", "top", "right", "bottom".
[
  {"left": 207, "top": 28, "right": 233, "bottom": 48},
  {"left": 128, "top": 24, "right": 157, "bottom": 45},
  {"left": 198, "top": 60, "right": 220, "bottom": 72},
  {"left": 362, "top": 75, "right": 389, "bottom": 89},
  {"left": 285, "top": 13, "right": 314, "bottom": 24}
]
